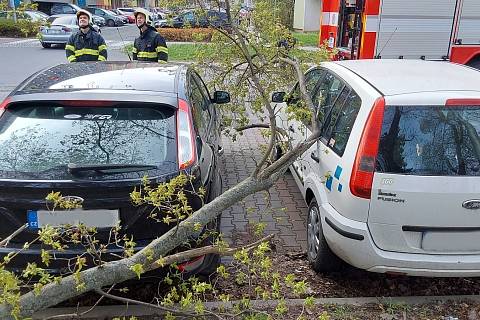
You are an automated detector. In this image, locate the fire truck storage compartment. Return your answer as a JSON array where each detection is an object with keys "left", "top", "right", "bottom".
[
  {"left": 456, "top": 0, "right": 480, "bottom": 45},
  {"left": 376, "top": 0, "right": 457, "bottom": 60}
]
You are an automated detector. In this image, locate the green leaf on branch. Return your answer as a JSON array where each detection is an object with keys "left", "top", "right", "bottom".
[{"left": 129, "top": 263, "right": 144, "bottom": 279}]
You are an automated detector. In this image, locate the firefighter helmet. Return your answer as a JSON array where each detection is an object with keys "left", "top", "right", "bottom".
[
  {"left": 134, "top": 8, "right": 153, "bottom": 26},
  {"left": 76, "top": 9, "right": 92, "bottom": 22}
]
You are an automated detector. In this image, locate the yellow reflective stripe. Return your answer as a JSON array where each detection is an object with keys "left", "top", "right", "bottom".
[
  {"left": 98, "top": 55, "right": 106, "bottom": 61},
  {"left": 156, "top": 46, "right": 168, "bottom": 54},
  {"left": 98, "top": 44, "right": 107, "bottom": 52},
  {"left": 65, "top": 44, "right": 75, "bottom": 51},
  {"left": 132, "top": 47, "right": 137, "bottom": 53},
  {"left": 137, "top": 51, "right": 158, "bottom": 58},
  {"left": 67, "top": 55, "right": 76, "bottom": 62},
  {"left": 74, "top": 48, "right": 99, "bottom": 56}
]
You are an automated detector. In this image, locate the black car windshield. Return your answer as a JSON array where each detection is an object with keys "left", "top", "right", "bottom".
[
  {"left": 0, "top": 103, "right": 178, "bottom": 180},
  {"left": 377, "top": 105, "right": 480, "bottom": 176}
]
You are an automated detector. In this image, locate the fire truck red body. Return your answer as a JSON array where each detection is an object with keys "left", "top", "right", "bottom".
[{"left": 319, "top": 0, "right": 480, "bottom": 68}]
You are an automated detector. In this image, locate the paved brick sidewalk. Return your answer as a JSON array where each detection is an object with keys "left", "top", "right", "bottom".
[{"left": 219, "top": 128, "right": 308, "bottom": 253}]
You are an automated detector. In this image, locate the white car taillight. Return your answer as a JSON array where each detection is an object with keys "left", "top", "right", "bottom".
[
  {"left": 350, "top": 96, "right": 385, "bottom": 199},
  {"left": 176, "top": 98, "right": 196, "bottom": 170}
]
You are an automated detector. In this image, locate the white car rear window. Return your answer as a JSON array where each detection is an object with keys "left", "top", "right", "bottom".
[{"left": 377, "top": 105, "right": 480, "bottom": 176}]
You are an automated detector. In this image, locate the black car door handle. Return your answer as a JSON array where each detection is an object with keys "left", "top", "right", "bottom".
[{"left": 311, "top": 152, "right": 319, "bottom": 163}]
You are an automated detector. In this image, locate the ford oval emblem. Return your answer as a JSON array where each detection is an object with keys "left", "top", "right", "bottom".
[
  {"left": 462, "top": 200, "right": 480, "bottom": 210},
  {"left": 63, "top": 196, "right": 84, "bottom": 205}
]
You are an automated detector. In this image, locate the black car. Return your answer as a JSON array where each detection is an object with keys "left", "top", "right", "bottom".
[
  {"left": 86, "top": 7, "right": 125, "bottom": 27},
  {"left": 155, "top": 9, "right": 229, "bottom": 29},
  {"left": 0, "top": 62, "right": 229, "bottom": 275}
]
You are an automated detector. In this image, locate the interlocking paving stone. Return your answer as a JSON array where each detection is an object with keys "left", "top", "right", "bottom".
[{"left": 218, "top": 127, "right": 308, "bottom": 253}]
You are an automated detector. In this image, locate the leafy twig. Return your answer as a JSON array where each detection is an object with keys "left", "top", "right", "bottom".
[{"left": 0, "top": 223, "right": 28, "bottom": 247}]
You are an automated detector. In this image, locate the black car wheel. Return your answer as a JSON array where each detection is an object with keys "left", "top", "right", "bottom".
[
  {"left": 41, "top": 42, "right": 51, "bottom": 48},
  {"left": 107, "top": 19, "right": 115, "bottom": 27},
  {"left": 307, "top": 199, "right": 344, "bottom": 272}
]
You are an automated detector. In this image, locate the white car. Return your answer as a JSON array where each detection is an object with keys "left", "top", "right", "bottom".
[{"left": 275, "top": 60, "right": 480, "bottom": 277}]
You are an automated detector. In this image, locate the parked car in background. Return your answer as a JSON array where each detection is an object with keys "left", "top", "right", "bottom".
[
  {"left": 274, "top": 60, "right": 480, "bottom": 277},
  {"left": 39, "top": 14, "right": 101, "bottom": 48},
  {"left": 155, "top": 9, "right": 228, "bottom": 29},
  {"left": 91, "top": 14, "right": 105, "bottom": 27},
  {"left": 116, "top": 7, "right": 135, "bottom": 15},
  {"left": 0, "top": 62, "right": 229, "bottom": 275},
  {"left": 112, "top": 8, "right": 134, "bottom": 23},
  {"left": 34, "top": 1, "right": 74, "bottom": 15},
  {"left": 31, "top": 10, "right": 49, "bottom": 19},
  {"left": 50, "top": 2, "right": 78, "bottom": 15},
  {"left": 149, "top": 7, "right": 165, "bottom": 19},
  {"left": 34, "top": 2, "right": 105, "bottom": 26},
  {"left": 86, "top": 7, "right": 125, "bottom": 27},
  {"left": 113, "top": 10, "right": 129, "bottom": 24},
  {"left": 0, "top": 10, "right": 48, "bottom": 22}
]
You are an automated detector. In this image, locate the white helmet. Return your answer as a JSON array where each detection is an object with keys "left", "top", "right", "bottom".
[
  {"left": 76, "top": 9, "right": 92, "bottom": 22},
  {"left": 134, "top": 8, "right": 153, "bottom": 26}
]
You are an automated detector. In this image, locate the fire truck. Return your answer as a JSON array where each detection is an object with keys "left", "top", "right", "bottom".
[{"left": 319, "top": 0, "right": 480, "bottom": 68}]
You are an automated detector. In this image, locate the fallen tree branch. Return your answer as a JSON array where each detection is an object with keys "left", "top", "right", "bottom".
[
  {"left": 235, "top": 123, "right": 269, "bottom": 131},
  {"left": 278, "top": 56, "right": 319, "bottom": 133},
  {"left": 96, "top": 288, "right": 229, "bottom": 320},
  {"left": 0, "top": 223, "right": 28, "bottom": 248},
  {"left": 155, "top": 233, "right": 275, "bottom": 268},
  {"left": 0, "top": 132, "right": 318, "bottom": 319},
  {"left": 44, "top": 284, "right": 115, "bottom": 320},
  {"left": 235, "top": 124, "right": 287, "bottom": 140},
  {"left": 0, "top": 131, "right": 318, "bottom": 320}
]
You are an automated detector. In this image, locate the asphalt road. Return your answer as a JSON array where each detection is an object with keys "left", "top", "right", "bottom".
[
  {"left": 0, "top": 24, "right": 138, "bottom": 100},
  {"left": 100, "top": 23, "right": 139, "bottom": 42}
]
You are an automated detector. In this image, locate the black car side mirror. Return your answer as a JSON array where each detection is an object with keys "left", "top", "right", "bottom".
[
  {"left": 271, "top": 91, "right": 286, "bottom": 103},
  {"left": 212, "top": 91, "right": 230, "bottom": 104}
]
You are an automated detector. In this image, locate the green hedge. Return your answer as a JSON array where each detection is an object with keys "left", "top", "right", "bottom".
[{"left": 0, "top": 18, "right": 40, "bottom": 37}]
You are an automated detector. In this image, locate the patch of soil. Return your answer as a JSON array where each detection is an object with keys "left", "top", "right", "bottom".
[
  {"left": 57, "top": 228, "right": 480, "bottom": 309},
  {"left": 243, "top": 301, "right": 480, "bottom": 320},
  {"left": 213, "top": 250, "right": 480, "bottom": 300}
]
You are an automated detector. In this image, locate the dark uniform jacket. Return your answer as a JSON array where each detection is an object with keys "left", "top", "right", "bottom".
[
  {"left": 132, "top": 27, "right": 168, "bottom": 62},
  {"left": 66, "top": 28, "right": 107, "bottom": 63}
]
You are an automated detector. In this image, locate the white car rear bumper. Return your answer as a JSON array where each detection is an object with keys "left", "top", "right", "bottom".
[{"left": 321, "top": 203, "right": 480, "bottom": 277}]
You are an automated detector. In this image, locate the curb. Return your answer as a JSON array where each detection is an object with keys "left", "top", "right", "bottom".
[{"left": 33, "top": 295, "right": 480, "bottom": 319}]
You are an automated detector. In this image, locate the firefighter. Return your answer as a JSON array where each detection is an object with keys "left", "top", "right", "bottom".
[
  {"left": 65, "top": 9, "right": 107, "bottom": 63},
  {"left": 132, "top": 8, "right": 168, "bottom": 63}
]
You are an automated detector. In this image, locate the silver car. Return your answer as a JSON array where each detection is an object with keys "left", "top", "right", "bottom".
[{"left": 39, "top": 14, "right": 101, "bottom": 49}]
